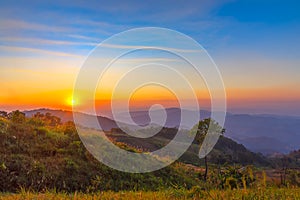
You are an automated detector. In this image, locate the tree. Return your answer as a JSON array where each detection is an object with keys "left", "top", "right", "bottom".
[
  {"left": 8, "top": 110, "right": 25, "bottom": 124},
  {"left": 0, "top": 111, "right": 8, "bottom": 118},
  {"left": 32, "top": 112, "right": 61, "bottom": 126},
  {"left": 194, "top": 118, "right": 225, "bottom": 181},
  {"left": 63, "top": 121, "right": 79, "bottom": 140}
]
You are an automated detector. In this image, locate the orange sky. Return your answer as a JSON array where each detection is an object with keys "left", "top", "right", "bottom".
[
  {"left": 0, "top": 45, "right": 299, "bottom": 116},
  {"left": 1, "top": 53, "right": 299, "bottom": 115},
  {"left": 1, "top": 84, "right": 299, "bottom": 116},
  {"left": 1, "top": 1, "right": 300, "bottom": 117}
]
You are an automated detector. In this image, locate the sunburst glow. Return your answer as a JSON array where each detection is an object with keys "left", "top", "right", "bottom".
[{"left": 67, "top": 97, "right": 76, "bottom": 107}]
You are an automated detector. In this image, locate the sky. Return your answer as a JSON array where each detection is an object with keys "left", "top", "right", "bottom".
[{"left": 0, "top": 0, "right": 299, "bottom": 116}]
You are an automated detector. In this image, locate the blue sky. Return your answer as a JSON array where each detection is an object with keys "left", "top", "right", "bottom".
[
  {"left": 0, "top": 0, "right": 300, "bottom": 115},
  {"left": 0, "top": 0, "right": 299, "bottom": 58}
]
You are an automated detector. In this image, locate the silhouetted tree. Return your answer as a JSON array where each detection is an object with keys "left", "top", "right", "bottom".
[{"left": 194, "top": 118, "right": 225, "bottom": 181}]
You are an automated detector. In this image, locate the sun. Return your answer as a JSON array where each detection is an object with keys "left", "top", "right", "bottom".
[{"left": 66, "top": 96, "right": 76, "bottom": 107}]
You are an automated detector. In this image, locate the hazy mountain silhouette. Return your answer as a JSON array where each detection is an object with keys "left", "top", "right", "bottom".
[{"left": 110, "top": 108, "right": 300, "bottom": 155}]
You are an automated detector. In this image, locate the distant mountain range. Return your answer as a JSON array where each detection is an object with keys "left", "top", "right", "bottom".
[
  {"left": 23, "top": 108, "right": 300, "bottom": 155},
  {"left": 108, "top": 108, "right": 300, "bottom": 155}
]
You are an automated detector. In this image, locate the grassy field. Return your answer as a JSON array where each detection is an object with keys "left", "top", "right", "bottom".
[{"left": 1, "top": 188, "right": 300, "bottom": 200}]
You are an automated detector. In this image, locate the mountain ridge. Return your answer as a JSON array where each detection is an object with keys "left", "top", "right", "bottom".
[{"left": 22, "top": 108, "right": 300, "bottom": 155}]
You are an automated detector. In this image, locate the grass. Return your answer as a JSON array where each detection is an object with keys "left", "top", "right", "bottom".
[{"left": 1, "top": 188, "right": 300, "bottom": 200}]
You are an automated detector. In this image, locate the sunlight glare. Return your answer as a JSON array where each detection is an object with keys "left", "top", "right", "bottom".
[{"left": 67, "top": 96, "right": 76, "bottom": 106}]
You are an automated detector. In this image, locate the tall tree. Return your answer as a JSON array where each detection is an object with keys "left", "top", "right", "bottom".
[{"left": 194, "top": 118, "right": 225, "bottom": 181}]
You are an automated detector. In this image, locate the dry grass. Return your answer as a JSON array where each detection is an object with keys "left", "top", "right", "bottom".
[{"left": 1, "top": 188, "right": 300, "bottom": 200}]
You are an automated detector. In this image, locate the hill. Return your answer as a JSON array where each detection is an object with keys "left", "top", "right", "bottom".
[
  {"left": 1, "top": 110, "right": 299, "bottom": 193},
  {"left": 106, "top": 108, "right": 300, "bottom": 155},
  {"left": 106, "top": 127, "right": 269, "bottom": 167},
  {"left": 23, "top": 108, "right": 270, "bottom": 166},
  {"left": 24, "top": 108, "right": 124, "bottom": 131},
  {"left": 0, "top": 112, "right": 200, "bottom": 192}
]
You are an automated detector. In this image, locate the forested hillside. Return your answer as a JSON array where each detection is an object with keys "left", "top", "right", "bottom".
[
  {"left": 0, "top": 110, "right": 300, "bottom": 193},
  {"left": 0, "top": 111, "right": 201, "bottom": 192}
]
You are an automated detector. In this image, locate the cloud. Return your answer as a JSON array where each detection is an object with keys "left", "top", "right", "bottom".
[
  {"left": 116, "top": 57, "right": 179, "bottom": 63},
  {"left": 70, "top": 19, "right": 131, "bottom": 36},
  {"left": 75, "top": 20, "right": 130, "bottom": 31},
  {"left": 0, "top": 37, "right": 98, "bottom": 46},
  {"left": 0, "top": 45, "right": 82, "bottom": 58},
  {"left": 67, "top": 34, "right": 100, "bottom": 41},
  {"left": 101, "top": 43, "right": 203, "bottom": 53},
  {"left": 0, "top": 18, "right": 129, "bottom": 40},
  {"left": 0, "top": 19, "right": 73, "bottom": 33}
]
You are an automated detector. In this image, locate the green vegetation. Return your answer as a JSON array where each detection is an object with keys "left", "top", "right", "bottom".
[
  {"left": 193, "top": 118, "right": 225, "bottom": 181},
  {"left": 0, "top": 111, "right": 201, "bottom": 192},
  {"left": 0, "top": 110, "right": 300, "bottom": 199}
]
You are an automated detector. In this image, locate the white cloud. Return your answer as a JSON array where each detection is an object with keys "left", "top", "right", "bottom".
[
  {"left": 0, "top": 37, "right": 98, "bottom": 46},
  {"left": 0, "top": 19, "right": 73, "bottom": 33},
  {"left": 101, "top": 43, "right": 203, "bottom": 53},
  {"left": 67, "top": 34, "right": 100, "bottom": 41},
  {"left": 0, "top": 45, "right": 82, "bottom": 58}
]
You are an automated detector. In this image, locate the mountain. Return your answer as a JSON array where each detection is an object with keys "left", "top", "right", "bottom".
[
  {"left": 23, "top": 108, "right": 300, "bottom": 155},
  {"left": 109, "top": 108, "right": 300, "bottom": 155},
  {"left": 268, "top": 149, "right": 300, "bottom": 169},
  {"left": 106, "top": 127, "right": 269, "bottom": 167},
  {"left": 237, "top": 136, "right": 287, "bottom": 155},
  {"left": 24, "top": 108, "right": 119, "bottom": 131},
  {"left": 224, "top": 114, "right": 300, "bottom": 154},
  {"left": 107, "top": 107, "right": 211, "bottom": 128},
  {"left": 23, "top": 108, "right": 269, "bottom": 166}
]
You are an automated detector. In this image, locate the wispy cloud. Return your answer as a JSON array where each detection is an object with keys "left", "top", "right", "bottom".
[
  {"left": 0, "top": 45, "right": 82, "bottom": 58},
  {"left": 72, "top": 19, "right": 131, "bottom": 35},
  {"left": 0, "top": 18, "right": 129, "bottom": 41},
  {"left": 0, "top": 19, "right": 73, "bottom": 33},
  {"left": 102, "top": 43, "right": 203, "bottom": 53},
  {"left": 67, "top": 34, "right": 100, "bottom": 41},
  {"left": 110, "top": 57, "right": 180, "bottom": 64},
  {"left": 0, "top": 37, "right": 98, "bottom": 46}
]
